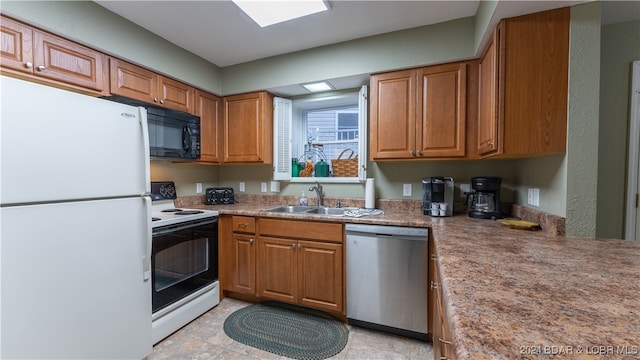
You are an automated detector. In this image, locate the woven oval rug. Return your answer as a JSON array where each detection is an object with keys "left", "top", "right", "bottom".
[{"left": 223, "top": 301, "right": 349, "bottom": 360}]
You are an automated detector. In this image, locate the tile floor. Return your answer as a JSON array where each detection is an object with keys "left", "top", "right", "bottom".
[{"left": 149, "top": 298, "right": 433, "bottom": 360}]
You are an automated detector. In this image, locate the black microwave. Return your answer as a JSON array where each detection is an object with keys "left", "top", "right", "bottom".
[{"left": 103, "top": 96, "right": 201, "bottom": 160}]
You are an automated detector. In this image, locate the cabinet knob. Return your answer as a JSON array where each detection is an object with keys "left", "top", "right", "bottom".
[
  {"left": 430, "top": 281, "right": 438, "bottom": 290},
  {"left": 249, "top": 238, "right": 254, "bottom": 244},
  {"left": 297, "top": 243, "right": 302, "bottom": 249},
  {"left": 153, "top": 98, "right": 158, "bottom": 103},
  {"left": 410, "top": 150, "right": 416, "bottom": 156},
  {"left": 25, "top": 61, "right": 33, "bottom": 69},
  {"left": 292, "top": 243, "right": 296, "bottom": 249},
  {"left": 418, "top": 150, "right": 423, "bottom": 156},
  {"left": 160, "top": 99, "right": 165, "bottom": 104},
  {"left": 37, "top": 65, "right": 46, "bottom": 72}
]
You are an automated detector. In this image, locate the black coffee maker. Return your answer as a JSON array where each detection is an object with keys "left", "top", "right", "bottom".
[{"left": 466, "top": 176, "right": 503, "bottom": 219}]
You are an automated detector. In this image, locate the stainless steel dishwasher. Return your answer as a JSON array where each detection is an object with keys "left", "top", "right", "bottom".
[{"left": 345, "top": 223, "right": 429, "bottom": 341}]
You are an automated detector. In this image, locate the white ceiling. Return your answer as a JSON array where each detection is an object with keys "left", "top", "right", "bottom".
[
  {"left": 95, "top": 1, "right": 483, "bottom": 67},
  {"left": 94, "top": 0, "right": 638, "bottom": 94}
]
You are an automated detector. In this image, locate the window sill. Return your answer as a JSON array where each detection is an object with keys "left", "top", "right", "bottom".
[{"left": 288, "top": 177, "right": 363, "bottom": 184}]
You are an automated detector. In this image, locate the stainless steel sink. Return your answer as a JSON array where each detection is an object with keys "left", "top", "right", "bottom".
[
  {"left": 304, "top": 207, "right": 349, "bottom": 215},
  {"left": 261, "top": 205, "right": 354, "bottom": 216},
  {"left": 261, "top": 205, "right": 315, "bottom": 213}
]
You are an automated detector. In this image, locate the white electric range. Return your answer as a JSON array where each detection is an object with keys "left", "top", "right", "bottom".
[{"left": 149, "top": 181, "right": 219, "bottom": 344}]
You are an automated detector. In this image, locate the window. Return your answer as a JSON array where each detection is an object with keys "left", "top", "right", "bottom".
[{"left": 273, "top": 86, "right": 367, "bottom": 182}]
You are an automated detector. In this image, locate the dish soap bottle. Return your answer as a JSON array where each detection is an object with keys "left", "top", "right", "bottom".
[{"left": 299, "top": 191, "right": 308, "bottom": 206}]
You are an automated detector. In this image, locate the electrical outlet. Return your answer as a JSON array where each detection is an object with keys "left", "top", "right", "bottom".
[
  {"left": 402, "top": 184, "right": 412, "bottom": 197},
  {"left": 261, "top": 182, "right": 267, "bottom": 193},
  {"left": 239, "top": 182, "right": 246, "bottom": 192},
  {"left": 460, "top": 183, "right": 471, "bottom": 198},
  {"left": 196, "top": 183, "right": 203, "bottom": 194}
]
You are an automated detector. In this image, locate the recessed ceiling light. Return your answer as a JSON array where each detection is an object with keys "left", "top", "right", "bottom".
[
  {"left": 302, "top": 81, "right": 333, "bottom": 92},
  {"left": 232, "top": 0, "right": 328, "bottom": 28}
]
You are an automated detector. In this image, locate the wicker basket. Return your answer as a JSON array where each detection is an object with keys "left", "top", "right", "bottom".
[{"left": 332, "top": 149, "right": 358, "bottom": 177}]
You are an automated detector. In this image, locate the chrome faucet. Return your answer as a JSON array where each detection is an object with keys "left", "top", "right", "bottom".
[{"left": 309, "top": 181, "right": 324, "bottom": 207}]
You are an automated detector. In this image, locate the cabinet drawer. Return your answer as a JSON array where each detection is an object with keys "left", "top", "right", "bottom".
[
  {"left": 232, "top": 216, "right": 255, "bottom": 233},
  {"left": 259, "top": 218, "right": 343, "bottom": 243}
]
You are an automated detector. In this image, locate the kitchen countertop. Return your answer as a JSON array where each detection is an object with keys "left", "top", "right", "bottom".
[{"left": 191, "top": 200, "right": 640, "bottom": 359}]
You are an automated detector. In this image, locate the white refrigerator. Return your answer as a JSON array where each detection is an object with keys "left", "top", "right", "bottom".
[{"left": 0, "top": 76, "right": 153, "bottom": 359}]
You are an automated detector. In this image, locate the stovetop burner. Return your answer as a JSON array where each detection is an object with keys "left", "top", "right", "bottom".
[
  {"left": 150, "top": 181, "right": 218, "bottom": 229},
  {"left": 175, "top": 210, "right": 204, "bottom": 215}
]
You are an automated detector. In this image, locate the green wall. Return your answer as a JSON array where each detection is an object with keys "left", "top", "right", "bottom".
[
  {"left": 3, "top": 1, "right": 637, "bottom": 238},
  {"left": 220, "top": 17, "right": 476, "bottom": 95},
  {"left": 597, "top": 19, "right": 640, "bottom": 238}
]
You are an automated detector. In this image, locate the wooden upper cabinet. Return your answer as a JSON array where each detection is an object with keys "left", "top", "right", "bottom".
[
  {"left": 370, "top": 69, "right": 416, "bottom": 160},
  {"left": 1, "top": 15, "right": 107, "bottom": 94},
  {"left": 477, "top": 7, "right": 569, "bottom": 158},
  {"left": 417, "top": 63, "right": 466, "bottom": 158},
  {"left": 477, "top": 25, "right": 501, "bottom": 156},
  {"left": 195, "top": 90, "right": 222, "bottom": 163},
  {"left": 223, "top": 91, "right": 274, "bottom": 164},
  {"left": 109, "top": 58, "right": 194, "bottom": 113},
  {"left": 370, "top": 62, "right": 467, "bottom": 160},
  {"left": 1, "top": 16, "right": 33, "bottom": 73}
]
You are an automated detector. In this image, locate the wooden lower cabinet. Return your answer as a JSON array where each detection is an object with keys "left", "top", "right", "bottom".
[
  {"left": 430, "top": 237, "right": 456, "bottom": 360},
  {"left": 220, "top": 216, "right": 256, "bottom": 295},
  {"left": 220, "top": 216, "right": 344, "bottom": 314},
  {"left": 257, "top": 218, "right": 344, "bottom": 314}
]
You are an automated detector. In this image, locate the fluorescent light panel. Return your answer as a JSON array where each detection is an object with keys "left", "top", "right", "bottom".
[
  {"left": 302, "top": 81, "right": 333, "bottom": 92},
  {"left": 233, "top": 0, "right": 328, "bottom": 28}
]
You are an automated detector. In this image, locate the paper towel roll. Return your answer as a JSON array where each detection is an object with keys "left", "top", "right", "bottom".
[{"left": 365, "top": 178, "right": 375, "bottom": 209}]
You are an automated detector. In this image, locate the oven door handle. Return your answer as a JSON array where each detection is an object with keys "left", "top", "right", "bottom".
[{"left": 143, "top": 196, "right": 152, "bottom": 282}]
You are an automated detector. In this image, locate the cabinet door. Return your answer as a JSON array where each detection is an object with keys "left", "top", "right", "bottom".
[
  {"left": 0, "top": 16, "right": 33, "bottom": 74},
  {"left": 298, "top": 240, "right": 343, "bottom": 313},
  {"left": 231, "top": 233, "right": 256, "bottom": 294},
  {"left": 369, "top": 70, "right": 416, "bottom": 160},
  {"left": 109, "top": 58, "right": 158, "bottom": 104},
  {"left": 223, "top": 92, "right": 273, "bottom": 163},
  {"left": 195, "top": 90, "right": 221, "bottom": 163},
  {"left": 158, "top": 76, "right": 194, "bottom": 113},
  {"left": 33, "top": 30, "right": 106, "bottom": 92},
  {"left": 257, "top": 236, "right": 297, "bottom": 303},
  {"left": 477, "top": 25, "right": 501, "bottom": 156},
  {"left": 417, "top": 63, "right": 467, "bottom": 158}
]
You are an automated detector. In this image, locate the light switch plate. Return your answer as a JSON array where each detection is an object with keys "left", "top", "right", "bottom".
[
  {"left": 403, "top": 184, "right": 412, "bottom": 197},
  {"left": 261, "top": 182, "right": 267, "bottom": 193},
  {"left": 528, "top": 188, "right": 540, "bottom": 206},
  {"left": 196, "top": 183, "right": 203, "bottom": 194},
  {"left": 239, "top": 182, "right": 246, "bottom": 192},
  {"left": 270, "top": 181, "right": 280, "bottom": 192}
]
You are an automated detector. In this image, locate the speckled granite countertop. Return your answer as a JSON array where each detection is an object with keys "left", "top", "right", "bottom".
[{"left": 182, "top": 196, "right": 640, "bottom": 359}]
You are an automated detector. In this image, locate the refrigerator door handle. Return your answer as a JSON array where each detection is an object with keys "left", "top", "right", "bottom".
[
  {"left": 139, "top": 107, "right": 151, "bottom": 195},
  {"left": 143, "top": 196, "right": 152, "bottom": 282}
]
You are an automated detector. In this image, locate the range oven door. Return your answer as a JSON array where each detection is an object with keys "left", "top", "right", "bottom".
[{"left": 151, "top": 218, "right": 218, "bottom": 313}]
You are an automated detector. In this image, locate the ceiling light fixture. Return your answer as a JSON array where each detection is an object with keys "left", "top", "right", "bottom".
[
  {"left": 232, "top": 0, "right": 328, "bottom": 28},
  {"left": 302, "top": 81, "right": 333, "bottom": 92}
]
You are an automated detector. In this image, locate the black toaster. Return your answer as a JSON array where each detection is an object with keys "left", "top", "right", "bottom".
[{"left": 205, "top": 187, "right": 235, "bottom": 205}]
